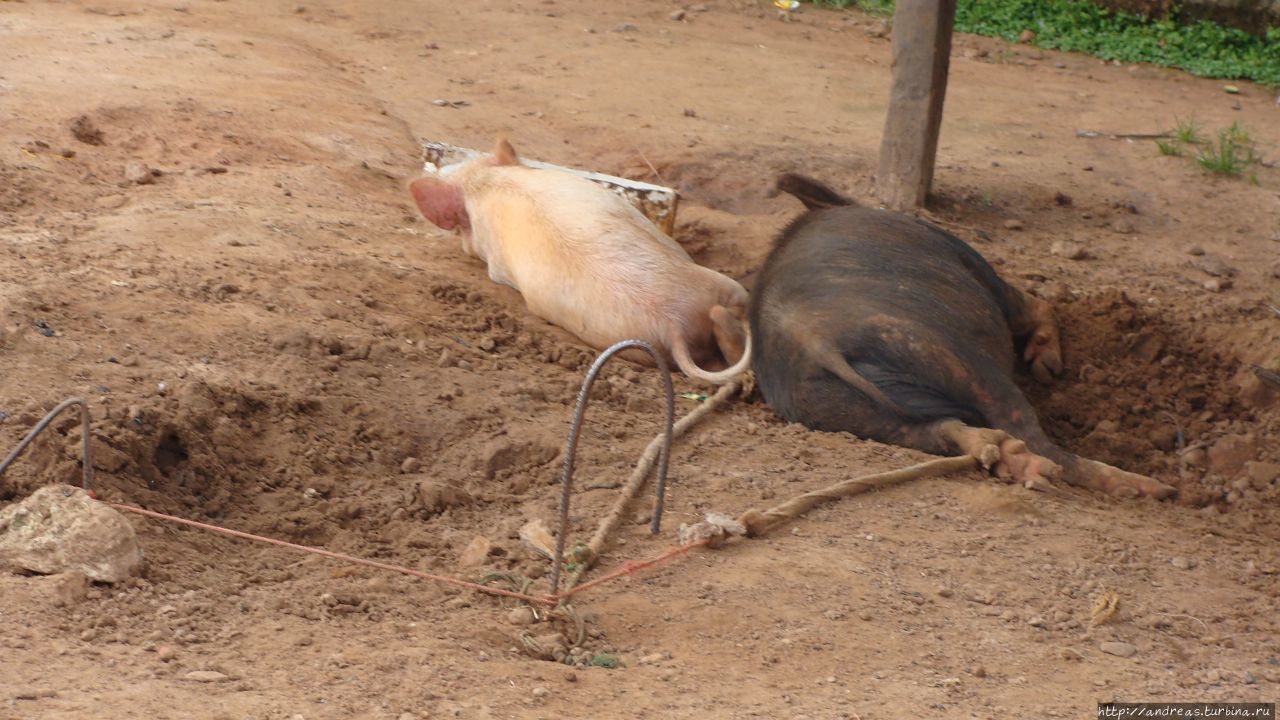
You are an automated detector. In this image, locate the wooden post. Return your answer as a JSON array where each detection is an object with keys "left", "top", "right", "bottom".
[{"left": 876, "top": 0, "right": 957, "bottom": 210}]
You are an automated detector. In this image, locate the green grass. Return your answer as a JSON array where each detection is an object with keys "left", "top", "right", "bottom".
[
  {"left": 1156, "top": 138, "right": 1182, "bottom": 156},
  {"left": 814, "top": 0, "right": 895, "bottom": 14},
  {"left": 1156, "top": 119, "right": 1263, "bottom": 181},
  {"left": 1173, "top": 117, "right": 1206, "bottom": 146},
  {"left": 1195, "top": 121, "right": 1260, "bottom": 179},
  {"left": 804, "top": 0, "right": 1280, "bottom": 86}
]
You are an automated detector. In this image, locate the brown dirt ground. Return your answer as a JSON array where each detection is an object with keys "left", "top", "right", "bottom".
[{"left": 2, "top": 1, "right": 1279, "bottom": 718}]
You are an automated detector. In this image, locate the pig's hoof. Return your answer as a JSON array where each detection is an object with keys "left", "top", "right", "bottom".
[
  {"left": 993, "top": 438, "right": 1063, "bottom": 490},
  {"left": 1024, "top": 330, "right": 1063, "bottom": 385},
  {"left": 1079, "top": 461, "right": 1177, "bottom": 500},
  {"left": 948, "top": 426, "right": 1007, "bottom": 470}
]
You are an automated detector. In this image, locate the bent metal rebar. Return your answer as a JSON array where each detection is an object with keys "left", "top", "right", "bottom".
[
  {"left": 550, "top": 340, "right": 675, "bottom": 595},
  {"left": 0, "top": 397, "right": 94, "bottom": 493}
]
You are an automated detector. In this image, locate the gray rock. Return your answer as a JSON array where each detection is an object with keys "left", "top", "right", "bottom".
[{"left": 0, "top": 484, "right": 142, "bottom": 582}]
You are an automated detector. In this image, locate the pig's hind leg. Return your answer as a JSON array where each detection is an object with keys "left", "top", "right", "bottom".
[
  {"left": 908, "top": 420, "right": 1063, "bottom": 492},
  {"left": 787, "top": 370, "right": 1061, "bottom": 491}
]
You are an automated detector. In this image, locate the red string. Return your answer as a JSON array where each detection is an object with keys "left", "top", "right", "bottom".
[
  {"left": 107, "top": 502, "right": 560, "bottom": 605},
  {"left": 560, "top": 539, "right": 710, "bottom": 599},
  {"left": 102, "top": 500, "right": 706, "bottom": 606}
]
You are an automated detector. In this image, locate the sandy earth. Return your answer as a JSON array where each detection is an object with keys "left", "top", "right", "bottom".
[{"left": 2, "top": 0, "right": 1279, "bottom": 718}]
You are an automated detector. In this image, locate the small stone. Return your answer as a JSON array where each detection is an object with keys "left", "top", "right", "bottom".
[
  {"left": 184, "top": 670, "right": 230, "bottom": 683},
  {"left": 1028, "top": 616, "right": 1047, "bottom": 628},
  {"left": 124, "top": 161, "right": 156, "bottom": 185},
  {"left": 478, "top": 336, "right": 496, "bottom": 352},
  {"left": 1050, "top": 240, "right": 1089, "bottom": 260},
  {"left": 1203, "top": 278, "right": 1232, "bottom": 293},
  {"left": 1061, "top": 648, "right": 1084, "bottom": 661},
  {"left": 1003, "top": 219, "right": 1024, "bottom": 231},
  {"left": 1187, "top": 245, "right": 1206, "bottom": 256},
  {"left": 458, "top": 536, "right": 492, "bottom": 567},
  {"left": 1193, "top": 254, "right": 1237, "bottom": 278},
  {"left": 1111, "top": 220, "right": 1136, "bottom": 234},
  {"left": 1053, "top": 191, "right": 1072, "bottom": 206},
  {"left": 668, "top": 9, "right": 686, "bottom": 20},
  {"left": 612, "top": 23, "right": 639, "bottom": 32},
  {"left": 156, "top": 645, "right": 178, "bottom": 662},
  {"left": 639, "top": 652, "right": 665, "bottom": 665},
  {"left": 507, "top": 606, "right": 536, "bottom": 625},
  {"left": 1170, "top": 556, "right": 1196, "bottom": 570},
  {"left": 1243, "top": 671, "right": 1257, "bottom": 684},
  {"left": 563, "top": 670, "right": 577, "bottom": 683},
  {"left": 937, "top": 587, "right": 954, "bottom": 598},
  {"left": 1100, "top": 641, "right": 1137, "bottom": 658},
  {"left": 400, "top": 457, "right": 421, "bottom": 474},
  {"left": 531, "top": 687, "right": 549, "bottom": 699},
  {"left": 972, "top": 665, "right": 988, "bottom": 677},
  {"left": 438, "top": 348, "right": 456, "bottom": 368}
]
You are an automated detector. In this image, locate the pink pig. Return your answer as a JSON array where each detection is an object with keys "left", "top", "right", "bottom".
[{"left": 408, "top": 138, "right": 751, "bottom": 384}]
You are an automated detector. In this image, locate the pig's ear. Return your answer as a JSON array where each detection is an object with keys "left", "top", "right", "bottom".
[
  {"left": 492, "top": 137, "right": 520, "bottom": 166},
  {"left": 408, "top": 176, "right": 468, "bottom": 231}
]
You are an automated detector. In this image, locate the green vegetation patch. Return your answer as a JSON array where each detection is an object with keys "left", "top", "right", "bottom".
[{"left": 805, "top": 0, "right": 1280, "bottom": 85}]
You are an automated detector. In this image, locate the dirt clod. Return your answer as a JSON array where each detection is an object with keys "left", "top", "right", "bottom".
[{"left": 69, "top": 115, "right": 104, "bottom": 145}]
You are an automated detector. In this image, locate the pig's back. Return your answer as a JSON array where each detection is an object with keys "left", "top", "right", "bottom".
[{"left": 476, "top": 167, "right": 724, "bottom": 350}]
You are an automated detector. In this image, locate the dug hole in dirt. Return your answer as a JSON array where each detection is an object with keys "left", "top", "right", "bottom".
[{"left": 1, "top": 1, "right": 1278, "bottom": 719}]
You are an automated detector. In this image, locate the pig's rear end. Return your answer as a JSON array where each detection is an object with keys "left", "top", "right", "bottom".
[{"left": 751, "top": 196, "right": 1175, "bottom": 499}]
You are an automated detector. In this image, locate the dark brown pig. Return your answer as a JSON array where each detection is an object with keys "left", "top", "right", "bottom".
[
  {"left": 748, "top": 173, "right": 1175, "bottom": 499},
  {"left": 408, "top": 138, "right": 750, "bottom": 384}
]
